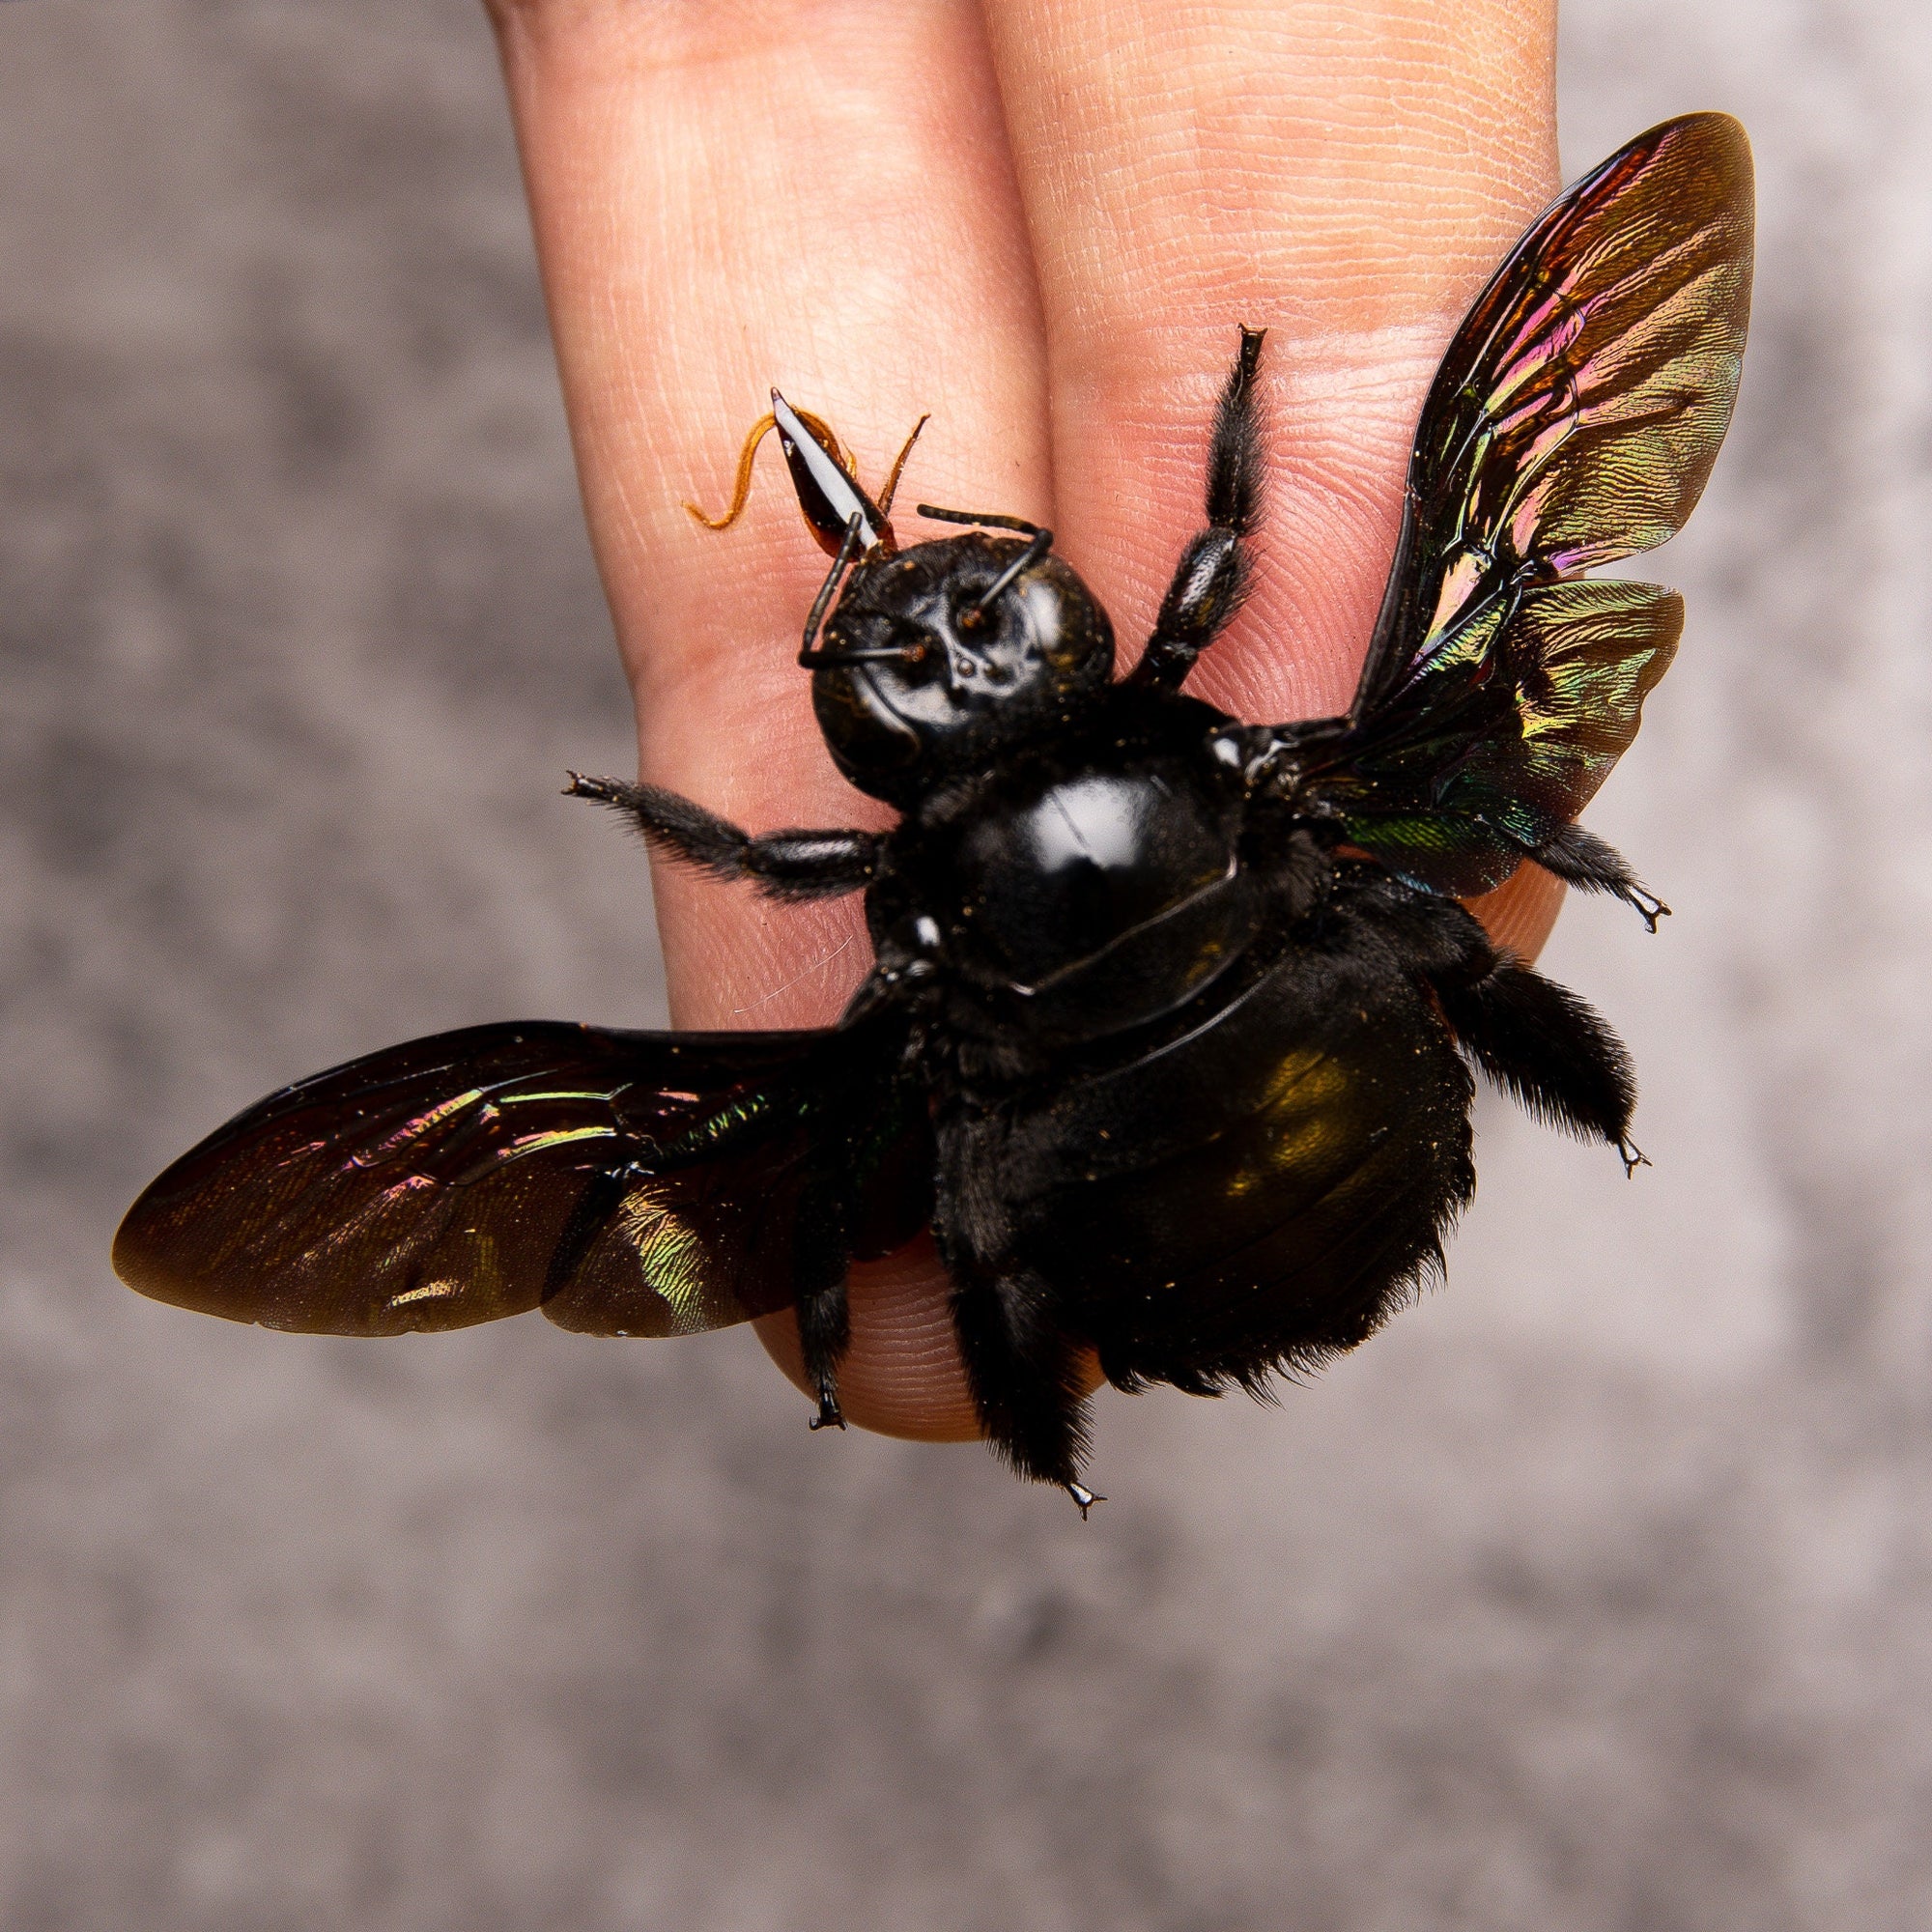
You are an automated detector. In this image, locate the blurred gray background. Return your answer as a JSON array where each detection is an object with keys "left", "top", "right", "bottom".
[{"left": 2, "top": 2, "right": 1927, "bottom": 1927}]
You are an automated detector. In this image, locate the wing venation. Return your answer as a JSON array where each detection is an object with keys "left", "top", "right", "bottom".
[
  {"left": 1289, "top": 112, "right": 1751, "bottom": 897},
  {"left": 114, "top": 1018, "right": 925, "bottom": 1340}
]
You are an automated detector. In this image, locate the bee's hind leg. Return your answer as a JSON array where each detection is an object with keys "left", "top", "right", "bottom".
[
  {"left": 1435, "top": 948, "right": 1638, "bottom": 1159},
  {"left": 943, "top": 1254, "right": 1097, "bottom": 1507}
]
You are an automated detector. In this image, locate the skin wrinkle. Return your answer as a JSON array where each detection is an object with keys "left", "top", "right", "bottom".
[
  {"left": 495, "top": 0, "right": 950, "bottom": 80},
  {"left": 489, "top": 0, "right": 1563, "bottom": 1446}
]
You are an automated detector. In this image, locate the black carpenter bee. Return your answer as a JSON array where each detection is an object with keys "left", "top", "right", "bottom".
[{"left": 115, "top": 115, "right": 1753, "bottom": 1508}]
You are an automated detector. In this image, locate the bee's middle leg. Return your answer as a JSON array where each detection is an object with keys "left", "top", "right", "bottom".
[{"left": 792, "top": 1181, "right": 852, "bottom": 1431}]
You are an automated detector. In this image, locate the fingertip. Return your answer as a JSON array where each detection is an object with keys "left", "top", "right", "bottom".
[
  {"left": 753, "top": 1235, "right": 1107, "bottom": 1447},
  {"left": 754, "top": 1234, "right": 983, "bottom": 1443},
  {"left": 1466, "top": 859, "right": 1567, "bottom": 964}
]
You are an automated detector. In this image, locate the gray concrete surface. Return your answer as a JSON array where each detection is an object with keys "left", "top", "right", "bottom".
[{"left": 2, "top": 2, "right": 1928, "bottom": 1927}]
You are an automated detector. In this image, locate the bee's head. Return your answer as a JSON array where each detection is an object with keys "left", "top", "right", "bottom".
[
  {"left": 803, "top": 532, "right": 1114, "bottom": 807},
  {"left": 694, "top": 388, "right": 1113, "bottom": 806}
]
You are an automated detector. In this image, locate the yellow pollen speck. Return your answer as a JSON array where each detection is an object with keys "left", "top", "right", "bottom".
[{"left": 390, "top": 1280, "right": 460, "bottom": 1307}]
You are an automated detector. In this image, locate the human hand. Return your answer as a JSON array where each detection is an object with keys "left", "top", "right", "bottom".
[{"left": 481, "top": 0, "right": 1564, "bottom": 1442}]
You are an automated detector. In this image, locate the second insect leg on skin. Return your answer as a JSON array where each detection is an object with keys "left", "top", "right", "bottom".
[
  {"left": 1129, "top": 326, "right": 1268, "bottom": 692},
  {"left": 792, "top": 1179, "right": 854, "bottom": 1432}
]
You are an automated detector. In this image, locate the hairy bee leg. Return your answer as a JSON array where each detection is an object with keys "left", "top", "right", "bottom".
[
  {"left": 1129, "top": 326, "right": 1267, "bottom": 691},
  {"left": 564, "top": 774, "right": 878, "bottom": 902},
  {"left": 1435, "top": 952, "right": 1637, "bottom": 1151},
  {"left": 800, "top": 1297, "right": 849, "bottom": 1431},
  {"left": 1532, "top": 821, "right": 1670, "bottom": 932},
  {"left": 793, "top": 1181, "right": 852, "bottom": 1432},
  {"left": 1351, "top": 879, "right": 1639, "bottom": 1161},
  {"left": 944, "top": 1259, "right": 1094, "bottom": 1495}
]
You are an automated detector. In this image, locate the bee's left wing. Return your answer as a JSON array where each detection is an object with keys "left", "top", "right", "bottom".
[
  {"left": 1278, "top": 114, "right": 1753, "bottom": 903},
  {"left": 114, "top": 1016, "right": 928, "bottom": 1339}
]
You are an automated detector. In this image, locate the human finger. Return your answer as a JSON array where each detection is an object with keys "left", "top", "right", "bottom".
[
  {"left": 484, "top": 0, "right": 1049, "bottom": 1438},
  {"left": 981, "top": 0, "right": 1562, "bottom": 961},
  {"left": 980, "top": 0, "right": 1558, "bottom": 715}
]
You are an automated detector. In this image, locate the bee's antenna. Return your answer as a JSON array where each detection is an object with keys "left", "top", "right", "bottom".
[{"left": 799, "top": 512, "right": 868, "bottom": 662}]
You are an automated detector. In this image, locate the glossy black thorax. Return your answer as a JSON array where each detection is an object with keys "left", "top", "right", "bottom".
[
  {"left": 810, "top": 533, "right": 1115, "bottom": 809},
  {"left": 867, "top": 686, "right": 1277, "bottom": 1058}
]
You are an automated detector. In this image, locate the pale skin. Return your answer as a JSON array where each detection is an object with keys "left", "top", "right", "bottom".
[{"left": 481, "top": 0, "right": 1566, "bottom": 1444}]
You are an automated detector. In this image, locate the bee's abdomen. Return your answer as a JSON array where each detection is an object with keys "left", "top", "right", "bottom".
[{"left": 939, "top": 881, "right": 1477, "bottom": 1392}]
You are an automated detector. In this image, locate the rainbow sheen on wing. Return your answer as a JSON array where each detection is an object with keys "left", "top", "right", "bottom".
[
  {"left": 1294, "top": 112, "right": 1752, "bottom": 898},
  {"left": 113, "top": 1018, "right": 926, "bottom": 1339}
]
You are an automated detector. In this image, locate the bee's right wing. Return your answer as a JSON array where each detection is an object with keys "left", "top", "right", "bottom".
[
  {"left": 113, "top": 1016, "right": 929, "bottom": 1339},
  {"left": 1280, "top": 113, "right": 1753, "bottom": 899}
]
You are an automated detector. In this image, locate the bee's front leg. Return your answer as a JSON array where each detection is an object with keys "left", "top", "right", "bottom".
[
  {"left": 1129, "top": 326, "right": 1267, "bottom": 693},
  {"left": 564, "top": 773, "right": 879, "bottom": 902}
]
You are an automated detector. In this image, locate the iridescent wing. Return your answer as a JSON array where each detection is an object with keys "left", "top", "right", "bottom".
[
  {"left": 1286, "top": 113, "right": 1753, "bottom": 898},
  {"left": 113, "top": 1017, "right": 928, "bottom": 1339}
]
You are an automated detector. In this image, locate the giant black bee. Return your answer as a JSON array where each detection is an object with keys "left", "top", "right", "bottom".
[{"left": 115, "top": 115, "right": 1753, "bottom": 1508}]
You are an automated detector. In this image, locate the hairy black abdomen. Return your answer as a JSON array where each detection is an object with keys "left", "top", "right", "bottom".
[{"left": 938, "top": 880, "right": 1477, "bottom": 1394}]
